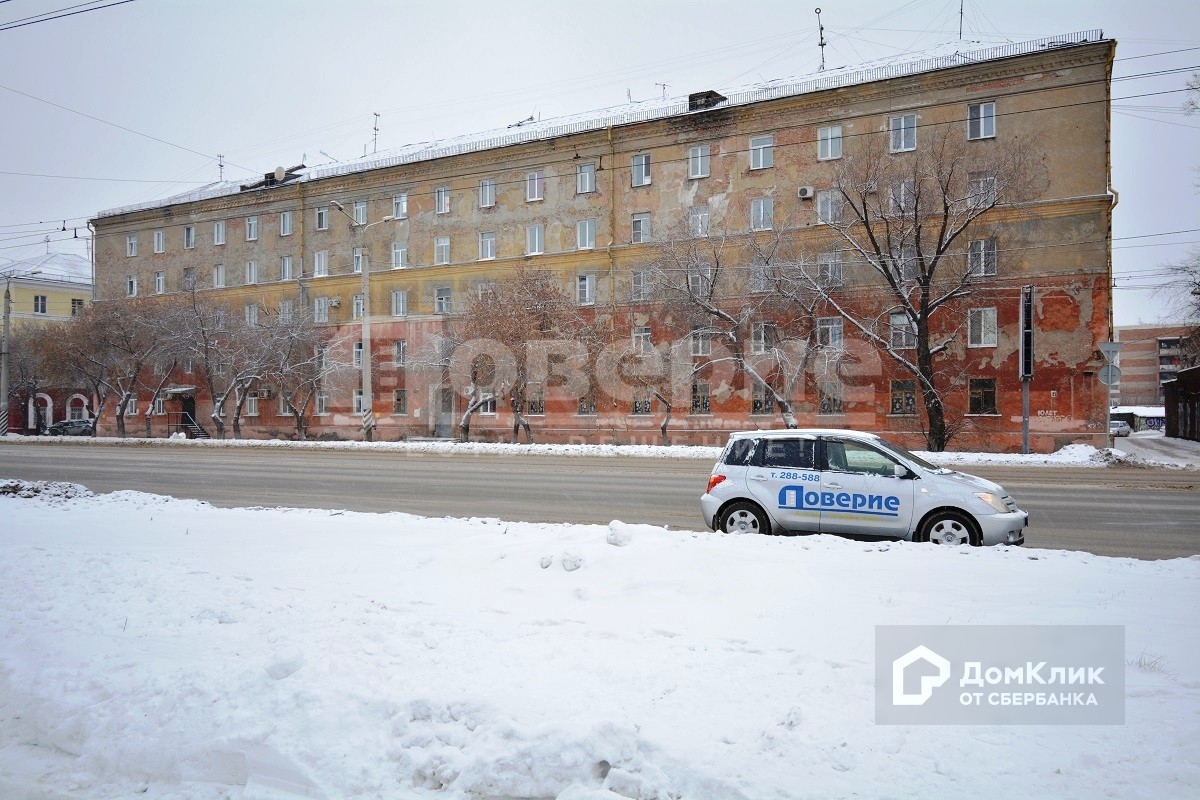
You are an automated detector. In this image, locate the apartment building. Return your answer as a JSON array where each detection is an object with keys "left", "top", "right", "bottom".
[
  {"left": 1114, "top": 324, "right": 1198, "bottom": 405},
  {"left": 90, "top": 31, "right": 1115, "bottom": 452}
]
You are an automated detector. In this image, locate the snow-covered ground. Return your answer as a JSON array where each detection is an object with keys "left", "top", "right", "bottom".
[
  {"left": 1112, "top": 430, "right": 1200, "bottom": 468},
  {"left": 2, "top": 480, "right": 1198, "bottom": 799}
]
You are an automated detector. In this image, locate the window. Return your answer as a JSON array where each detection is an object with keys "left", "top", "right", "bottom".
[
  {"left": 213, "top": 220, "right": 226, "bottom": 245},
  {"left": 631, "top": 213, "right": 651, "bottom": 244},
  {"left": 393, "top": 339, "right": 407, "bottom": 367},
  {"left": 526, "top": 171, "right": 544, "bottom": 201},
  {"left": 435, "top": 186, "right": 451, "bottom": 214},
  {"left": 967, "top": 171, "right": 997, "bottom": 210},
  {"left": 393, "top": 193, "right": 408, "bottom": 219},
  {"left": 969, "top": 378, "right": 997, "bottom": 415},
  {"left": 315, "top": 206, "right": 329, "bottom": 230},
  {"left": 314, "top": 250, "right": 329, "bottom": 277},
  {"left": 245, "top": 260, "right": 259, "bottom": 285},
  {"left": 125, "top": 275, "right": 137, "bottom": 297},
  {"left": 71, "top": 298, "right": 84, "bottom": 316},
  {"left": 750, "top": 261, "right": 773, "bottom": 294},
  {"left": 578, "top": 390, "right": 597, "bottom": 415},
  {"left": 152, "top": 271, "right": 164, "bottom": 294},
  {"left": 353, "top": 390, "right": 366, "bottom": 414},
  {"left": 391, "top": 289, "right": 408, "bottom": 317},
  {"left": 890, "top": 380, "right": 917, "bottom": 415},
  {"left": 577, "top": 163, "right": 596, "bottom": 194},
  {"left": 890, "top": 313, "right": 916, "bottom": 349},
  {"left": 576, "top": 274, "right": 596, "bottom": 305},
  {"left": 818, "top": 380, "right": 843, "bottom": 415},
  {"left": 968, "top": 238, "right": 997, "bottom": 277},
  {"left": 968, "top": 307, "right": 998, "bottom": 347},
  {"left": 280, "top": 255, "right": 293, "bottom": 281},
  {"left": 153, "top": 230, "right": 165, "bottom": 253},
  {"left": 183, "top": 226, "right": 195, "bottom": 249},
  {"left": 691, "top": 382, "right": 711, "bottom": 414},
  {"left": 817, "top": 189, "right": 842, "bottom": 224},
  {"left": 33, "top": 295, "right": 47, "bottom": 314},
  {"left": 688, "top": 264, "right": 712, "bottom": 296},
  {"left": 434, "top": 236, "right": 451, "bottom": 265},
  {"left": 891, "top": 180, "right": 915, "bottom": 215},
  {"left": 526, "top": 224, "right": 544, "bottom": 255},
  {"left": 818, "top": 317, "right": 843, "bottom": 349},
  {"left": 184, "top": 356, "right": 194, "bottom": 373},
  {"left": 478, "top": 180, "right": 495, "bottom": 208},
  {"left": 278, "top": 212, "right": 292, "bottom": 237},
  {"left": 968, "top": 102, "right": 996, "bottom": 140},
  {"left": 353, "top": 341, "right": 363, "bottom": 368},
  {"left": 750, "top": 197, "right": 773, "bottom": 231},
  {"left": 889, "top": 114, "right": 916, "bottom": 152},
  {"left": 353, "top": 200, "right": 367, "bottom": 225},
  {"left": 688, "top": 145, "right": 710, "bottom": 178},
  {"left": 391, "top": 242, "right": 408, "bottom": 269},
  {"left": 749, "top": 134, "right": 774, "bottom": 169},
  {"left": 246, "top": 216, "right": 258, "bottom": 241},
  {"left": 818, "top": 125, "right": 842, "bottom": 160},
  {"left": 213, "top": 263, "right": 226, "bottom": 288},
  {"left": 631, "top": 270, "right": 650, "bottom": 302},
  {"left": 353, "top": 247, "right": 366, "bottom": 274},
  {"left": 435, "top": 286, "right": 452, "bottom": 314},
  {"left": 316, "top": 391, "right": 329, "bottom": 415},
  {"left": 152, "top": 396, "right": 165, "bottom": 416},
  {"left": 314, "top": 297, "right": 329, "bottom": 323},
  {"left": 279, "top": 299, "right": 294, "bottom": 321},
  {"left": 479, "top": 231, "right": 496, "bottom": 260},
  {"left": 393, "top": 389, "right": 408, "bottom": 415},
  {"left": 632, "top": 326, "right": 652, "bottom": 355},
  {"left": 125, "top": 397, "right": 138, "bottom": 416},
  {"left": 632, "top": 153, "right": 651, "bottom": 186},
  {"left": 126, "top": 235, "right": 137, "bottom": 257},
  {"left": 527, "top": 384, "right": 545, "bottom": 416},
  {"left": 479, "top": 393, "right": 497, "bottom": 415},
  {"left": 689, "top": 205, "right": 710, "bottom": 237},
  {"left": 182, "top": 267, "right": 195, "bottom": 290},
  {"left": 817, "top": 251, "right": 842, "bottom": 286},
  {"left": 577, "top": 219, "right": 597, "bottom": 250},
  {"left": 352, "top": 294, "right": 365, "bottom": 320},
  {"left": 245, "top": 395, "right": 258, "bottom": 418},
  {"left": 751, "top": 381, "right": 771, "bottom": 414},
  {"left": 898, "top": 246, "right": 919, "bottom": 281},
  {"left": 245, "top": 303, "right": 259, "bottom": 326},
  {"left": 691, "top": 326, "right": 712, "bottom": 357},
  {"left": 760, "top": 438, "right": 817, "bottom": 469},
  {"left": 632, "top": 390, "right": 652, "bottom": 415},
  {"left": 751, "top": 321, "right": 776, "bottom": 354}
]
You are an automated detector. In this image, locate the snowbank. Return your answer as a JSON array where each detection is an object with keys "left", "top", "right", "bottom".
[{"left": 1, "top": 481, "right": 1197, "bottom": 799}]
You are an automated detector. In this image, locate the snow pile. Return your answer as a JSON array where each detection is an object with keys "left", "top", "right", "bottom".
[{"left": 1, "top": 482, "right": 1198, "bottom": 799}]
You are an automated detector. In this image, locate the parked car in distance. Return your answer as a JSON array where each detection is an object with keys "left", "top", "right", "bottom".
[
  {"left": 1109, "top": 420, "right": 1132, "bottom": 437},
  {"left": 701, "top": 429, "right": 1028, "bottom": 546},
  {"left": 45, "top": 419, "right": 94, "bottom": 437}
]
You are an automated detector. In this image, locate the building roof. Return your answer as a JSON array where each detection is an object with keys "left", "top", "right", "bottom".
[
  {"left": 95, "top": 29, "right": 1105, "bottom": 221},
  {"left": 1, "top": 252, "right": 92, "bottom": 285}
]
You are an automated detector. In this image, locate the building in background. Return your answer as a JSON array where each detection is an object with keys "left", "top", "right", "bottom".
[
  {"left": 1, "top": 252, "right": 93, "bottom": 433},
  {"left": 1114, "top": 324, "right": 1198, "bottom": 406},
  {"left": 90, "top": 31, "right": 1115, "bottom": 452}
]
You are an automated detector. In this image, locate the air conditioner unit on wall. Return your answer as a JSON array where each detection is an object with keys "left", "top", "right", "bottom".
[
  {"left": 797, "top": 186, "right": 815, "bottom": 199},
  {"left": 328, "top": 297, "right": 341, "bottom": 308}
]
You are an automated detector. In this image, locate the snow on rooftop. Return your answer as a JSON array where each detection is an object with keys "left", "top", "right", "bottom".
[
  {"left": 96, "top": 30, "right": 1104, "bottom": 220},
  {"left": 0, "top": 252, "right": 91, "bottom": 284}
]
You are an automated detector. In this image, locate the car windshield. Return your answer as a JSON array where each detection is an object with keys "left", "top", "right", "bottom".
[{"left": 872, "top": 435, "right": 942, "bottom": 471}]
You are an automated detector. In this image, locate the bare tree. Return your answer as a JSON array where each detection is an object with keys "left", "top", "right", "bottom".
[
  {"left": 4, "top": 325, "right": 52, "bottom": 431},
  {"left": 261, "top": 302, "right": 335, "bottom": 440},
  {"left": 780, "top": 124, "right": 1038, "bottom": 450}
]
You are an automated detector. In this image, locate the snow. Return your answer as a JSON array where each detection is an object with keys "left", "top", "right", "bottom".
[
  {"left": 1112, "top": 405, "right": 1166, "bottom": 418},
  {"left": 2, "top": 479, "right": 1198, "bottom": 799}
]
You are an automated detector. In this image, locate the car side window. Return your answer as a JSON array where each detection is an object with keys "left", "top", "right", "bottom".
[
  {"left": 759, "top": 438, "right": 816, "bottom": 469},
  {"left": 723, "top": 438, "right": 757, "bottom": 465},
  {"left": 827, "top": 439, "right": 898, "bottom": 476}
]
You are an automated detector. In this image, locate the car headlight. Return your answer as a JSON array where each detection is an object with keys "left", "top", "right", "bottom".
[{"left": 974, "top": 492, "right": 1010, "bottom": 514}]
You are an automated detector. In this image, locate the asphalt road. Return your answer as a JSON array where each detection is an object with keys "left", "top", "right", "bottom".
[{"left": 2, "top": 440, "right": 1197, "bottom": 560}]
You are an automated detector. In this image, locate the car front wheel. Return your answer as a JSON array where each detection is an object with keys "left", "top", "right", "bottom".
[
  {"left": 917, "top": 510, "right": 979, "bottom": 546},
  {"left": 718, "top": 501, "right": 770, "bottom": 536}
]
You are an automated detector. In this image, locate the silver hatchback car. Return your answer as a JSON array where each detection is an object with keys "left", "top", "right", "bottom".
[{"left": 701, "top": 429, "right": 1028, "bottom": 546}]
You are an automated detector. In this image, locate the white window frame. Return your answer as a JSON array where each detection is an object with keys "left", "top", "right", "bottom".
[
  {"left": 968, "top": 238, "right": 998, "bottom": 277},
  {"left": 818, "top": 125, "right": 842, "bottom": 160},
  {"left": 968, "top": 101, "right": 996, "bottom": 140},
  {"left": 352, "top": 294, "right": 364, "bottom": 320},
  {"left": 245, "top": 260, "right": 259, "bottom": 285},
  {"left": 353, "top": 247, "right": 366, "bottom": 274},
  {"left": 817, "top": 189, "right": 842, "bottom": 224},
  {"left": 576, "top": 163, "right": 596, "bottom": 194},
  {"left": 691, "top": 326, "right": 712, "bottom": 357},
  {"left": 968, "top": 307, "right": 998, "bottom": 348},
  {"left": 576, "top": 274, "right": 596, "bottom": 306},
  {"left": 750, "top": 261, "right": 773, "bottom": 294},
  {"left": 33, "top": 295, "right": 47, "bottom": 314},
  {"left": 631, "top": 213, "right": 651, "bottom": 244},
  {"left": 751, "top": 321, "right": 776, "bottom": 355},
  {"left": 315, "top": 206, "right": 329, "bottom": 231},
  {"left": 391, "top": 289, "right": 408, "bottom": 317},
  {"left": 279, "top": 299, "right": 294, "bottom": 321},
  {"left": 967, "top": 172, "right": 998, "bottom": 210},
  {"left": 434, "top": 236, "right": 451, "bottom": 265},
  {"left": 245, "top": 395, "right": 258, "bottom": 418},
  {"left": 125, "top": 275, "right": 137, "bottom": 297},
  {"left": 526, "top": 171, "right": 544, "bottom": 202},
  {"left": 213, "top": 220, "right": 226, "bottom": 246},
  {"left": 316, "top": 391, "right": 329, "bottom": 416},
  {"left": 689, "top": 205, "right": 710, "bottom": 237},
  {"left": 393, "top": 389, "right": 408, "bottom": 415},
  {"left": 213, "top": 263, "right": 226, "bottom": 288},
  {"left": 478, "top": 180, "right": 495, "bottom": 208},
  {"left": 245, "top": 215, "right": 258, "bottom": 241},
  {"left": 576, "top": 219, "right": 596, "bottom": 250},
  {"left": 353, "top": 200, "right": 367, "bottom": 225},
  {"left": 394, "top": 339, "right": 407, "bottom": 366},
  {"left": 632, "top": 153, "right": 651, "bottom": 187},
  {"left": 889, "top": 114, "right": 917, "bottom": 152},
  {"left": 391, "top": 242, "right": 407, "bottom": 269},
  {"left": 153, "top": 396, "right": 166, "bottom": 416},
  {"left": 245, "top": 302, "right": 259, "bottom": 326},
  {"left": 126, "top": 234, "right": 137, "bottom": 257},
  {"left": 818, "top": 317, "right": 844, "bottom": 349},
  {"left": 314, "top": 296, "right": 329, "bottom": 323},
  {"left": 154, "top": 271, "right": 165, "bottom": 294},
  {"left": 183, "top": 225, "right": 195, "bottom": 249},
  {"left": 890, "top": 313, "right": 916, "bottom": 349},
  {"left": 353, "top": 341, "right": 363, "bottom": 368},
  {"left": 817, "top": 251, "right": 842, "bottom": 286},
  {"left": 434, "top": 287, "right": 452, "bottom": 315},
  {"left": 353, "top": 389, "right": 366, "bottom": 414},
  {"left": 526, "top": 224, "right": 544, "bottom": 256},
  {"left": 750, "top": 197, "right": 773, "bottom": 231},
  {"left": 479, "top": 231, "right": 496, "bottom": 261},
  {"left": 314, "top": 250, "right": 329, "bottom": 277},
  {"left": 435, "top": 186, "right": 451, "bottom": 214},
  {"left": 153, "top": 229, "right": 165, "bottom": 253},
  {"left": 393, "top": 193, "right": 408, "bottom": 219},
  {"left": 688, "top": 145, "right": 710, "bottom": 178},
  {"left": 749, "top": 134, "right": 774, "bottom": 169},
  {"left": 631, "top": 270, "right": 650, "bottom": 302},
  {"left": 632, "top": 326, "right": 652, "bottom": 355},
  {"left": 280, "top": 255, "right": 293, "bottom": 281},
  {"left": 279, "top": 211, "right": 292, "bottom": 237}
]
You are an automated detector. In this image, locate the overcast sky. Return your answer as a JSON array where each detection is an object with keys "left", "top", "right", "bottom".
[{"left": 1, "top": 0, "right": 1197, "bottom": 326}]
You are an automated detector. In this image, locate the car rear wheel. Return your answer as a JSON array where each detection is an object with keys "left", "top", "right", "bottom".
[
  {"left": 917, "top": 510, "right": 979, "bottom": 546},
  {"left": 718, "top": 501, "right": 770, "bottom": 536}
]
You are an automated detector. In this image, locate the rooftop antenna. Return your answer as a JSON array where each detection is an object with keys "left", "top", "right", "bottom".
[
  {"left": 815, "top": 8, "right": 826, "bottom": 71},
  {"left": 655, "top": 82, "right": 669, "bottom": 100},
  {"left": 319, "top": 150, "right": 340, "bottom": 163},
  {"left": 373, "top": 112, "right": 380, "bottom": 154},
  {"left": 217, "top": 154, "right": 225, "bottom": 181},
  {"left": 958, "top": 0, "right": 964, "bottom": 40},
  {"left": 626, "top": 88, "right": 632, "bottom": 103}
]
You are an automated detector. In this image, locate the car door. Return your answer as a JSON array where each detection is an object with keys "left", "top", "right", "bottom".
[
  {"left": 744, "top": 436, "right": 821, "bottom": 533},
  {"left": 817, "top": 437, "right": 916, "bottom": 538}
]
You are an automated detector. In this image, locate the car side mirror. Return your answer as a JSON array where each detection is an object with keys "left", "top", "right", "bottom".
[{"left": 893, "top": 463, "right": 911, "bottom": 479}]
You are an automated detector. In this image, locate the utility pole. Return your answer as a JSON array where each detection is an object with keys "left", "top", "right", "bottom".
[
  {"left": 1, "top": 267, "right": 41, "bottom": 435},
  {"left": 1019, "top": 285, "right": 1035, "bottom": 453}
]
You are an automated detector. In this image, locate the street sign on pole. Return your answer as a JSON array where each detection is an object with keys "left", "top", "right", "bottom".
[
  {"left": 1099, "top": 364, "right": 1121, "bottom": 386},
  {"left": 1099, "top": 341, "right": 1122, "bottom": 361}
]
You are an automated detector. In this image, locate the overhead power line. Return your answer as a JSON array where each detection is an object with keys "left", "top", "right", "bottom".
[{"left": 0, "top": 0, "right": 137, "bottom": 32}]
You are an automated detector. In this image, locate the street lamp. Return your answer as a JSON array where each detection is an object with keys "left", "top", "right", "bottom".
[
  {"left": 1, "top": 266, "right": 42, "bottom": 435},
  {"left": 329, "top": 202, "right": 396, "bottom": 441}
]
